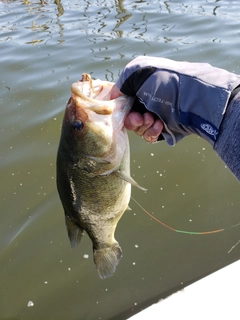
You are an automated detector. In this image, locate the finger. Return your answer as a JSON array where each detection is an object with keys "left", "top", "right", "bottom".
[
  {"left": 109, "top": 84, "right": 124, "bottom": 100},
  {"left": 134, "top": 112, "right": 155, "bottom": 136},
  {"left": 124, "top": 112, "right": 144, "bottom": 130},
  {"left": 143, "top": 119, "right": 164, "bottom": 143}
]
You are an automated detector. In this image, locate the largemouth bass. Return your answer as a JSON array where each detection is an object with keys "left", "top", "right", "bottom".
[{"left": 57, "top": 74, "right": 145, "bottom": 279}]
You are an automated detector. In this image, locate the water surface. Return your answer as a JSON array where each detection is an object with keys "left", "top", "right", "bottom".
[{"left": 1, "top": 1, "right": 240, "bottom": 319}]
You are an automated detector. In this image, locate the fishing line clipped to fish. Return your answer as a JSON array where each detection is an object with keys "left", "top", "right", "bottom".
[{"left": 131, "top": 197, "right": 240, "bottom": 238}]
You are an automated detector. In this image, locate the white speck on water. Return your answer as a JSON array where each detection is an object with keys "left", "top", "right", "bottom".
[
  {"left": 182, "top": 193, "right": 185, "bottom": 196},
  {"left": 159, "top": 173, "right": 162, "bottom": 177},
  {"left": 135, "top": 245, "right": 139, "bottom": 248},
  {"left": 160, "top": 187, "right": 163, "bottom": 190},
  {"left": 189, "top": 219, "right": 192, "bottom": 222},
  {"left": 134, "top": 302, "right": 138, "bottom": 306},
  {"left": 162, "top": 205, "right": 165, "bottom": 208},
  {"left": 83, "top": 254, "right": 89, "bottom": 259},
  {"left": 27, "top": 301, "right": 34, "bottom": 307},
  {"left": 68, "top": 267, "right": 71, "bottom": 271},
  {"left": 105, "top": 288, "right": 108, "bottom": 291},
  {"left": 133, "top": 262, "right": 136, "bottom": 265},
  {"left": 138, "top": 166, "right": 141, "bottom": 168},
  {"left": 44, "top": 281, "right": 48, "bottom": 284},
  {"left": 151, "top": 153, "right": 154, "bottom": 156}
]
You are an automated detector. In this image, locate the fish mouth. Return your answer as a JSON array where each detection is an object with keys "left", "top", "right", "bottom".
[
  {"left": 71, "top": 81, "right": 114, "bottom": 115},
  {"left": 68, "top": 75, "right": 132, "bottom": 136},
  {"left": 67, "top": 81, "right": 114, "bottom": 137},
  {"left": 71, "top": 81, "right": 102, "bottom": 103}
]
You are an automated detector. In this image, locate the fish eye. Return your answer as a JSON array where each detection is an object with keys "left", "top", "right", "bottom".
[{"left": 73, "top": 120, "right": 84, "bottom": 131}]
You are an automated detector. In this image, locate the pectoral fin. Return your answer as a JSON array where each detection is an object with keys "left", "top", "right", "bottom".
[
  {"left": 86, "top": 156, "right": 111, "bottom": 164},
  {"left": 115, "top": 170, "right": 147, "bottom": 191},
  {"left": 65, "top": 214, "right": 84, "bottom": 248}
]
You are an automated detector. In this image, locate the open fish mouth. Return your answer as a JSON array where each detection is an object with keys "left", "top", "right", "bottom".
[{"left": 71, "top": 74, "right": 114, "bottom": 115}]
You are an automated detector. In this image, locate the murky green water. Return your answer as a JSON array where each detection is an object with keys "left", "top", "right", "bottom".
[{"left": 1, "top": 1, "right": 240, "bottom": 319}]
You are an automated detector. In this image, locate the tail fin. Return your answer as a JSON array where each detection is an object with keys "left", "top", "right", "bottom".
[{"left": 93, "top": 243, "right": 122, "bottom": 279}]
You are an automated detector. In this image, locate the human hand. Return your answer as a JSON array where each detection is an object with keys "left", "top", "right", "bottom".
[
  {"left": 124, "top": 112, "right": 164, "bottom": 143},
  {"left": 109, "top": 84, "right": 164, "bottom": 142}
]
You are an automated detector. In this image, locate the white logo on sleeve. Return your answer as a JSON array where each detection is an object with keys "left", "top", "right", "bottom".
[
  {"left": 143, "top": 92, "right": 173, "bottom": 108},
  {"left": 200, "top": 123, "right": 218, "bottom": 140}
]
